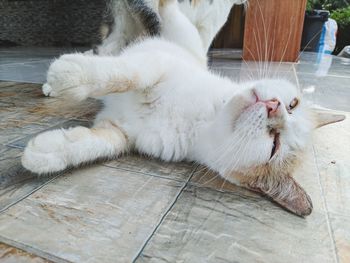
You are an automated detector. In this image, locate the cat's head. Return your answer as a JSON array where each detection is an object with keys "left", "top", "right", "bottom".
[{"left": 211, "top": 79, "right": 345, "bottom": 216}]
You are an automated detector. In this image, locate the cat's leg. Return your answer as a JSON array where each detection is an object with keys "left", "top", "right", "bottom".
[
  {"left": 22, "top": 120, "right": 128, "bottom": 174},
  {"left": 159, "top": 0, "right": 206, "bottom": 64},
  {"left": 95, "top": 1, "right": 142, "bottom": 56},
  {"left": 178, "top": 0, "right": 245, "bottom": 52},
  {"left": 42, "top": 52, "right": 170, "bottom": 100},
  {"left": 94, "top": 0, "right": 161, "bottom": 56}
]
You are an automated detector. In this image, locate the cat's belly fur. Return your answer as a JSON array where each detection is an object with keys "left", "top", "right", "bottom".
[{"left": 95, "top": 76, "right": 237, "bottom": 162}]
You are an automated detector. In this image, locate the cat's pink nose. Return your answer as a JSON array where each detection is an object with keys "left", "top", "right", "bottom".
[{"left": 266, "top": 99, "right": 280, "bottom": 117}]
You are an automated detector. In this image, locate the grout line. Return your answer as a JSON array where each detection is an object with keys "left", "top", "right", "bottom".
[
  {"left": 0, "top": 235, "right": 71, "bottom": 263},
  {"left": 312, "top": 145, "right": 339, "bottom": 263},
  {"left": 6, "top": 144, "right": 24, "bottom": 150},
  {"left": 131, "top": 164, "right": 200, "bottom": 262},
  {"left": 0, "top": 172, "right": 66, "bottom": 215},
  {"left": 0, "top": 146, "right": 22, "bottom": 161}
]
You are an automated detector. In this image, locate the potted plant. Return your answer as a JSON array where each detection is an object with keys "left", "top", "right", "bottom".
[
  {"left": 301, "top": 1, "right": 330, "bottom": 52},
  {"left": 302, "top": 0, "right": 350, "bottom": 54}
]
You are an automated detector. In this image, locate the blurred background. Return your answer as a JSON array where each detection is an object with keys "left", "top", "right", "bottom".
[{"left": 0, "top": 0, "right": 349, "bottom": 55}]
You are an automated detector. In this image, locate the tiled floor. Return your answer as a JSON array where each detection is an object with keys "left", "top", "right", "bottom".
[{"left": 0, "top": 48, "right": 349, "bottom": 262}]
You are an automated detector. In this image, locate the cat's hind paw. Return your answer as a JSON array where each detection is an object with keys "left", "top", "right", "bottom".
[
  {"left": 42, "top": 83, "right": 57, "bottom": 97},
  {"left": 21, "top": 131, "right": 68, "bottom": 175}
]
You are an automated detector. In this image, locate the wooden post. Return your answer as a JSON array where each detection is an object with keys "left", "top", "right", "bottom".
[{"left": 243, "top": 0, "right": 307, "bottom": 62}]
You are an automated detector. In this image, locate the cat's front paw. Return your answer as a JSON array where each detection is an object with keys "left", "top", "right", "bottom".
[{"left": 43, "top": 54, "right": 91, "bottom": 101}]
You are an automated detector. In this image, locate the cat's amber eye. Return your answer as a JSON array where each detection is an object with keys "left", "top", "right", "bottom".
[{"left": 288, "top": 98, "right": 299, "bottom": 113}]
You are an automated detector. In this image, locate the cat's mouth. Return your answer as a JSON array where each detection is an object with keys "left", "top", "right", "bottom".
[{"left": 269, "top": 129, "right": 280, "bottom": 160}]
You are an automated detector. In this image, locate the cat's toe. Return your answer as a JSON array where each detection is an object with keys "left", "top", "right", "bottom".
[{"left": 42, "top": 83, "right": 57, "bottom": 97}]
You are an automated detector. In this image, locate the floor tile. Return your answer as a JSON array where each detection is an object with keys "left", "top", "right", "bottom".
[
  {"left": 329, "top": 213, "right": 350, "bottom": 263},
  {"left": 313, "top": 112, "right": 350, "bottom": 216},
  {"left": 312, "top": 112, "right": 349, "bottom": 263},
  {"left": 0, "top": 242, "right": 50, "bottom": 263},
  {"left": 0, "top": 81, "right": 22, "bottom": 88},
  {"left": 137, "top": 184, "right": 335, "bottom": 263},
  {"left": 0, "top": 61, "right": 52, "bottom": 84},
  {"left": 190, "top": 145, "right": 326, "bottom": 213},
  {"left": 104, "top": 154, "right": 197, "bottom": 182},
  {"left": 0, "top": 147, "right": 58, "bottom": 212},
  {"left": 0, "top": 82, "right": 100, "bottom": 146},
  {"left": 0, "top": 47, "right": 87, "bottom": 84},
  {"left": 0, "top": 49, "right": 349, "bottom": 262},
  {"left": 298, "top": 74, "right": 350, "bottom": 112},
  {"left": 0, "top": 165, "right": 184, "bottom": 262}
]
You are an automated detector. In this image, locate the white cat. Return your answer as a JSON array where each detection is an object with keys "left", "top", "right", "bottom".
[
  {"left": 22, "top": 0, "right": 344, "bottom": 216},
  {"left": 94, "top": 0, "right": 246, "bottom": 55}
]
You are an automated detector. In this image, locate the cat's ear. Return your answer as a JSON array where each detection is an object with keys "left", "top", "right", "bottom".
[
  {"left": 311, "top": 108, "right": 345, "bottom": 128},
  {"left": 244, "top": 174, "right": 313, "bottom": 217}
]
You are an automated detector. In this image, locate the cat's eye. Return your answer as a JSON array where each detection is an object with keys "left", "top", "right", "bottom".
[{"left": 288, "top": 98, "right": 299, "bottom": 113}]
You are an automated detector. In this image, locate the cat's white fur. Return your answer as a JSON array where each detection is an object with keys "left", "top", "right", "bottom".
[
  {"left": 95, "top": 0, "right": 246, "bottom": 55},
  {"left": 22, "top": 0, "right": 343, "bottom": 216}
]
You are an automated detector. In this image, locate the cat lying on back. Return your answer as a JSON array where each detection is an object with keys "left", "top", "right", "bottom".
[{"left": 22, "top": 0, "right": 344, "bottom": 216}]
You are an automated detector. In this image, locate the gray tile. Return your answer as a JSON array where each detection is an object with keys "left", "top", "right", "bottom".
[
  {"left": 104, "top": 154, "right": 197, "bottom": 182},
  {"left": 0, "top": 61, "right": 51, "bottom": 84},
  {"left": 312, "top": 111, "right": 349, "bottom": 263},
  {"left": 0, "top": 120, "right": 54, "bottom": 146},
  {"left": 0, "top": 165, "right": 184, "bottom": 262},
  {"left": 0, "top": 49, "right": 349, "bottom": 262},
  {"left": 190, "top": 146, "right": 327, "bottom": 215},
  {"left": 190, "top": 165, "right": 246, "bottom": 193},
  {"left": 0, "top": 242, "right": 51, "bottom": 263},
  {"left": 0, "top": 147, "right": 58, "bottom": 212},
  {"left": 328, "top": 213, "right": 350, "bottom": 263},
  {"left": 137, "top": 184, "right": 335, "bottom": 263},
  {"left": 298, "top": 73, "right": 350, "bottom": 112},
  {"left": 0, "top": 47, "right": 88, "bottom": 83},
  {"left": 0, "top": 82, "right": 100, "bottom": 146},
  {"left": 0, "top": 81, "right": 22, "bottom": 88},
  {"left": 313, "top": 112, "right": 350, "bottom": 216},
  {"left": 0, "top": 146, "right": 22, "bottom": 162}
]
